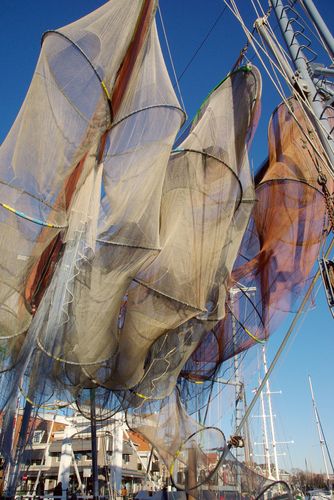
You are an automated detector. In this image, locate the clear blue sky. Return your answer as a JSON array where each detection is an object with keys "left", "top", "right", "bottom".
[{"left": 0, "top": 0, "right": 333, "bottom": 474}]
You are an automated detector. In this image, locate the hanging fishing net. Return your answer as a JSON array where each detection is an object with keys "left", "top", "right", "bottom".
[
  {"left": 0, "top": 0, "right": 151, "bottom": 377},
  {"left": 184, "top": 96, "right": 331, "bottom": 381},
  {"left": 2, "top": 0, "right": 326, "bottom": 494},
  {"left": 0, "top": 0, "right": 186, "bottom": 413},
  {"left": 127, "top": 389, "right": 227, "bottom": 492},
  {"left": 107, "top": 66, "right": 262, "bottom": 396}
]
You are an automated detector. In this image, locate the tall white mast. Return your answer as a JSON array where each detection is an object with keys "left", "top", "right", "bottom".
[
  {"left": 262, "top": 345, "right": 280, "bottom": 481},
  {"left": 308, "top": 375, "right": 331, "bottom": 484},
  {"left": 258, "top": 382, "right": 272, "bottom": 478}
]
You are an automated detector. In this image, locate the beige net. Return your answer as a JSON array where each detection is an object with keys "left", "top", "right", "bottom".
[
  {"left": 127, "top": 389, "right": 227, "bottom": 491},
  {"left": 0, "top": 0, "right": 186, "bottom": 409},
  {"left": 107, "top": 66, "right": 262, "bottom": 393}
]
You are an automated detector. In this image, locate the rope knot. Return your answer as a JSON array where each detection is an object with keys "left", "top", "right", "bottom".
[{"left": 318, "top": 173, "right": 327, "bottom": 186}]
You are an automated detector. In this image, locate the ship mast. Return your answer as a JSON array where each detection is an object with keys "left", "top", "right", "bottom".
[
  {"left": 269, "top": 0, "right": 334, "bottom": 177},
  {"left": 308, "top": 375, "right": 334, "bottom": 489}
]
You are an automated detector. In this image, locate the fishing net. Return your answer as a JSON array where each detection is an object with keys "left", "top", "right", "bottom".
[
  {"left": 0, "top": 0, "right": 185, "bottom": 413},
  {"left": 108, "top": 66, "right": 262, "bottom": 395},
  {"left": 2, "top": 0, "right": 326, "bottom": 494},
  {"left": 127, "top": 389, "right": 227, "bottom": 492},
  {"left": 184, "top": 97, "right": 330, "bottom": 382},
  {"left": 0, "top": 61, "right": 263, "bottom": 495},
  {"left": 231, "top": 96, "right": 330, "bottom": 340},
  {"left": 0, "top": 0, "right": 150, "bottom": 376}
]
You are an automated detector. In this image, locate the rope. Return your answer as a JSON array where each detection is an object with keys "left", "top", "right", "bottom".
[
  {"left": 0, "top": 202, "right": 67, "bottom": 229},
  {"left": 227, "top": 303, "right": 266, "bottom": 344},
  {"left": 176, "top": 6, "right": 228, "bottom": 83},
  {"left": 157, "top": 6, "right": 186, "bottom": 113},
  {"left": 224, "top": 0, "right": 334, "bottom": 181},
  {"left": 317, "top": 171, "right": 334, "bottom": 232}
]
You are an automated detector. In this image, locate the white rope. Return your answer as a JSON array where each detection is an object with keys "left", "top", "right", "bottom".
[
  {"left": 157, "top": 5, "right": 187, "bottom": 113},
  {"left": 223, "top": 0, "right": 334, "bottom": 179},
  {"left": 256, "top": 8, "right": 334, "bottom": 167}
]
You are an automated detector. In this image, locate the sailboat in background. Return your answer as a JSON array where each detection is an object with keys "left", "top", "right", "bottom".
[{"left": 0, "top": 0, "right": 333, "bottom": 498}]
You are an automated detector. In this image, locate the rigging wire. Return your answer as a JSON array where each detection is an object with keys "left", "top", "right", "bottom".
[
  {"left": 234, "top": 237, "right": 334, "bottom": 436},
  {"left": 222, "top": 0, "right": 334, "bottom": 182},
  {"left": 157, "top": 6, "right": 186, "bottom": 113},
  {"left": 294, "top": 0, "right": 333, "bottom": 63},
  {"left": 172, "top": 5, "right": 229, "bottom": 140},
  {"left": 177, "top": 6, "right": 228, "bottom": 83}
]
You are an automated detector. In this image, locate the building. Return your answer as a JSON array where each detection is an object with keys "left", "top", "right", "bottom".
[{"left": 11, "top": 410, "right": 163, "bottom": 497}]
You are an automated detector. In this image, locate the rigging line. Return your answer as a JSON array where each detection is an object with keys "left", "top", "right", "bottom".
[
  {"left": 228, "top": 0, "right": 298, "bottom": 84},
  {"left": 316, "top": 407, "right": 334, "bottom": 474},
  {"left": 224, "top": 0, "right": 333, "bottom": 177},
  {"left": 235, "top": 236, "right": 334, "bottom": 436},
  {"left": 202, "top": 349, "right": 249, "bottom": 426},
  {"left": 177, "top": 6, "right": 228, "bottom": 83},
  {"left": 224, "top": 1, "right": 295, "bottom": 86},
  {"left": 250, "top": 0, "right": 261, "bottom": 18},
  {"left": 157, "top": 6, "right": 186, "bottom": 113},
  {"left": 257, "top": 26, "right": 288, "bottom": 99},
  {"left": 255, "top": 9, "right": 334, "bottom": 155}
]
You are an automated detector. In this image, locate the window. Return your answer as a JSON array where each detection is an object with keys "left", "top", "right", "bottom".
[
  {"left": 50, "top": 452, "right": 61, "bottom": 462},
  {"left": 137, "top": 463, "right": 142, "bottom": 471},
  {"left": 122, "top": 454, "right": 130, "bottom": 463},
  {"left": 32, "top": 431, "right": 44, "bottom": 444}
]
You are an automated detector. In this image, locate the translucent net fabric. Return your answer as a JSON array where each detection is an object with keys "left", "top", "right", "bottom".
[
  {"left": 108, "top": 67, "right": 262, "bottom": 393},
  {"left": 127, "top": 389, "right": 227, "bottom": 491},
  {"left": 0, "top": 0, "right": 153, "bottom": 377},
  {"left": 184, "top": 97, "right": 330, "bottom": 380},
  {"left": 0, "top": 0, "right": 186, "bottom": 411},
  {"left": 127, "top": 389, "right": 281, "bottom": 496},
  {"left": 198, "top": 447, "right": 282, "bottom": 499}
]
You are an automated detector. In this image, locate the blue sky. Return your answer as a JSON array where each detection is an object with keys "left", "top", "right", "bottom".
[{"left": 0, "top": 0, "right": 333, "bottom": 474}]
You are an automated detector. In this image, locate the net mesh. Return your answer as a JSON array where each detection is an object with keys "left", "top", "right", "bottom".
[
  {"left": 183, "top": 97, "right": 330, "bottom": 382},
  {"left": 0, "top": 0, "right": 330, "bottom": 494}
]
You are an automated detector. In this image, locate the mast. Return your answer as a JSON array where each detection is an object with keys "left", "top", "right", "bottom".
[
  {"left": 301, "top": 0, "right": 334, "bottom": 60},
  {"left": 269, "top": 0, "right": 334, "bottom": 176},
  {"left": 262, "top": 346, "right": 280, "bottom": 481},
  {"left": 6, "top": 400, "right": 33, "bottom": 499},
  {"left": 257, "top": 383, "right": 272, "bottom": 478},
  {"left": 308, "top": 375, "right": 332, "bottom": 487},
  {"left": 230, "top": 290, "right": 242, "bottom": 465},
  {"left": 90, "top": 389, "right": 99, "bottom": 500},
  {"left": 230, "top": 286, "right": 257, "bottom": 465}
]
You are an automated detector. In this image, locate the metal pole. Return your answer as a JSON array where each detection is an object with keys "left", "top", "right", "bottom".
[
  {"left": 301, "top": 0, "right": 334, "bottom": 61},
  {"left": 242, "top": 385, "right": 252, "bottom": 466},
  {"left": 270, "top": 0, "right": 334, "bottom": 177},
  {"left": 259, "top": 384, "right": 272, "bottom": 478},
  {"left": 33, "top": 413, "right": 56, "bottom": 495},
  {"left": 235, "top": 237, "right": 334, "bottom": 435},
  {"left": 90, "top": 389, "right": 99, "bottom": 500},
  {"left": 230, "top": 290, "right": 242, "bottom": 496},
  {"left": 262, "top": 346, "right": 280, "bottom": 481},
  {"left": 308, "top": 376, "right": 331, "bottom": 485},
  {"left": 7, "top": 400, "right": 33, "bottom": 499}
]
